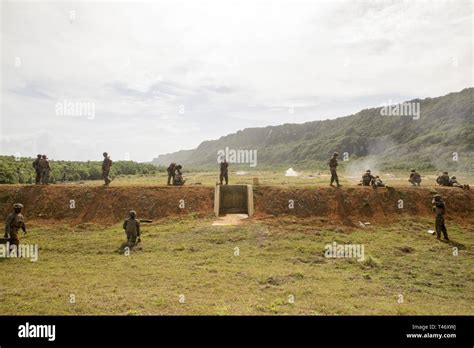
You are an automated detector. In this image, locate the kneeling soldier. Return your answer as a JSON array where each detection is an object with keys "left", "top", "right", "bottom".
[
  {"left": 408, "top": 169, "right": 421, "bottom": 186},
  {"left": 360, "top": 170, "right": 375, "bottom": 186}
]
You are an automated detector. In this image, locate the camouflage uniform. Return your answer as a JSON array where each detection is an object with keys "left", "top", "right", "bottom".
[
  {"left": 167, "top": 163, "right": 176, "bottom": 185},
  {"left": 219, "top": 161, "right": 229, "bottom": 185},
  {"left": 173, "top": 165, "right": 185, "bottom": 186},
  {"left": 361, "top": 170, "right": 375, "bottom": 186},
  {"left": 122, "top": 211, "right": 140, "bottom": 248},
  {"left": 32, "top": 155, "right": 42, "bottom": 184},
  {"left": 4, "top": 203, "right": 26, "bottom": 247},
  {"left": 408, "top": 169, "right": 421, "bottom": 186},
  {"left": 449, "top": 176, "right": 470, "bottom": 190},
  {"left": 39, "top": 155, "right": 50, "bottom": 185},
  {"left": 328, "top": 153, "right": 340, "bottom": 187},
  {"left": 373, "top": 176, "right": 385, "bottom": 187},
  {"left": 432, "top": 195, "right": 448, "bottom": 240},
  {"left": 102, "top": 152, "right": 113, "bottom": 186},
  {"left": 436, "top": 172, "right": 450, "bottom": 186}
]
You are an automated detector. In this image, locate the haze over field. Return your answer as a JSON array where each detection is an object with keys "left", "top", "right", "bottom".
[{"left": 1, "top": 0, "right": 472, "bottom": 162}]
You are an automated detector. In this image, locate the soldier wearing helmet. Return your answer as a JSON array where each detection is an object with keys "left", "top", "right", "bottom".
[
  {"left": 219, "top": 159, "right": 229, "bottom": 185},
  {"left": 373, "top": 175, "right": 386, "bottom": 187},
  {"left": 408, "top": 168, "right": 422, "bottom": 186},
  {"left": 436, "top": 171, "right": 450, "bottom": 186},
  {"left": 39, "top": 155, "right": 51, "bottom": 185},
  {"left": 167, "top": 163, "right": 176, "bottom": 185},
  {"left": 4, "top": 203, "right": 26, "bottom": 247},
  {"left": 32, "top": 154, "right": 42, "bottom": 185},
  {"left": 102, "top": 152, "right": 113, "bottom": 186},
  {"left": 328, "top": 152, "right": 341, "bottom": 187},
  {"left": 174, "top": 165, "right": 186, "bottom": 186},
  {"left": 449, "top": 175, "right": 470, "bottom": 190},
  {"left": 360, "top": 170, "right": 375, "bottom": 186},
  {"left": 122, "top": 210, "right": 140, "bottom": 250},
  {"left": 432, "top": 194, "right": 449, "bottom": 240}
]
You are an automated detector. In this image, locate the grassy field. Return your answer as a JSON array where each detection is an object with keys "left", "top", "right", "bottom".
[
  {"left": 75, "top": 170, "right": 473, "bottom": 188},
  {"left": 1, "top": 214, "right": 473, "bottom": 315}
]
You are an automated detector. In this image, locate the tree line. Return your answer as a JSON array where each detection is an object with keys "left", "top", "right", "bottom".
[{"left": 0, "top": 156, "right": 163, "bottom": 184}]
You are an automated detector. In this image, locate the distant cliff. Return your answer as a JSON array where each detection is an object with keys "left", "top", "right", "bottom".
[{"left": 153, "top": 88, "right": 474, "bottom": 171}]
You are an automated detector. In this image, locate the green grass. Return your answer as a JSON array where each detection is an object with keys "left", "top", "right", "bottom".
[
  {"left": 76, "top": 170, "right": 473, "bottom": 188},
  {"left": 1, "top": 215, "right": 473, "bottom": 315}
]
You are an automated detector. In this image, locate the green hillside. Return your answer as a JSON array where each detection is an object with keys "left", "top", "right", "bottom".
[{"left": 153, "top": 88, "right": 474, "bottom": 171}]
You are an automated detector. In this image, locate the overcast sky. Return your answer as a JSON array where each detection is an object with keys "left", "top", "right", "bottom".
[{"left": 1, "top": 0, "right": 472, "bottom": 162}]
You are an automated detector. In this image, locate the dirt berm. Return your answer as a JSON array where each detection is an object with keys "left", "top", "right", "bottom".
[{"left": 0, "top": 185, "right": 472, "bottom": 225}]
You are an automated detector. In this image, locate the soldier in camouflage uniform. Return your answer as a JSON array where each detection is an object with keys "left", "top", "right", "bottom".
[
  {"left": 122, "top": 210, "right": 140, "bottom": 250},
  {"left": 360, "top": 170, "right": 375, "bottom": 186},
  {"left": 4, "top": 203, "right": 27, "bottom": 248},
  {"left": 373, "top": 175, "right": 386, "bottom": 187},
  {"left": 436, "top": 171, "right": 450, "bottom": 186},
  {"left": 328, "top": 152, "right": 341, "bottom": 187},
  {"left": 167, "top": 163, "right": 176, "bottom": 185},
  {"left": 432, "top": 194, "right": 449, "bottom": 240},
  {"left": 408, "top": 169, "right": 422, "bottom": 186},
  {"left": 39, "top": 155, "right": 50, "bottom": 185},
  {"left": 102, "top": 152, "right": 113, "bottom": 186},
  {"left": 32, "top": 154, "right": 42, "bottom": 185},
  {"left": 173, "top": 165, "right": 185, "bottom": 186},
  {"left": 219, "top": 159, "right": 229, "bottom": 185},
  {"left": 449, "top": 176, "right": 470, "bottom": 190}
]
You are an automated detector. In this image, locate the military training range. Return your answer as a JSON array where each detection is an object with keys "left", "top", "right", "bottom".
[{"left": 1, "top": 1, "right": 473, "bottom": 322}]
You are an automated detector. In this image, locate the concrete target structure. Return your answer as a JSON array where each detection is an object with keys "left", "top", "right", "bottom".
[{"left": 214, "top": 184, "right": 254, "bottom": 217}]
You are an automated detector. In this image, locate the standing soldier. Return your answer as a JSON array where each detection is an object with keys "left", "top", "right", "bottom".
[
  {"left": 32, "top": 154, "right": 42, "bottom": 185},
  {"left": 4, "top": 203, "right": 27, "bottom": 248},
  {"left": 408, "top": 169, "right": 422, "bottom": 186},
  {"left": 167, "top": 162, "right": 176, "bottom": 185},
  {"left": 102, "top": 152, "right": 113, "bottom": 186},
  {"left": 39, "top": 155, "right": 50, "bottom": 185},
  {"left": 328, "top": 152, "right": 341, "bottom": 187},
  {"left": 432, "top": 194, "right": 449, "bottom": 241},
  {"left": 122, "top": 210, "right": 140, "bottom": 250},
  {"left": 219, "top": 159, "right": 229, "bottom": 185}
]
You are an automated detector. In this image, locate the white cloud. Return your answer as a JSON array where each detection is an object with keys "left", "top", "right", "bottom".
[{"left": 1, "top": 0, "right": 472, "bottom": 161}]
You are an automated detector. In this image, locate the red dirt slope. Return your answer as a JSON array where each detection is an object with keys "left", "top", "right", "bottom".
[
  {"left": 0, "top": 185, "right": 472, "bottom": 225},
  {"left": 254, "top": 186, "right": 474, "bottom": 224},
  {"left": 0, "top": 185, "right": 214, "bottom": 224}
]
